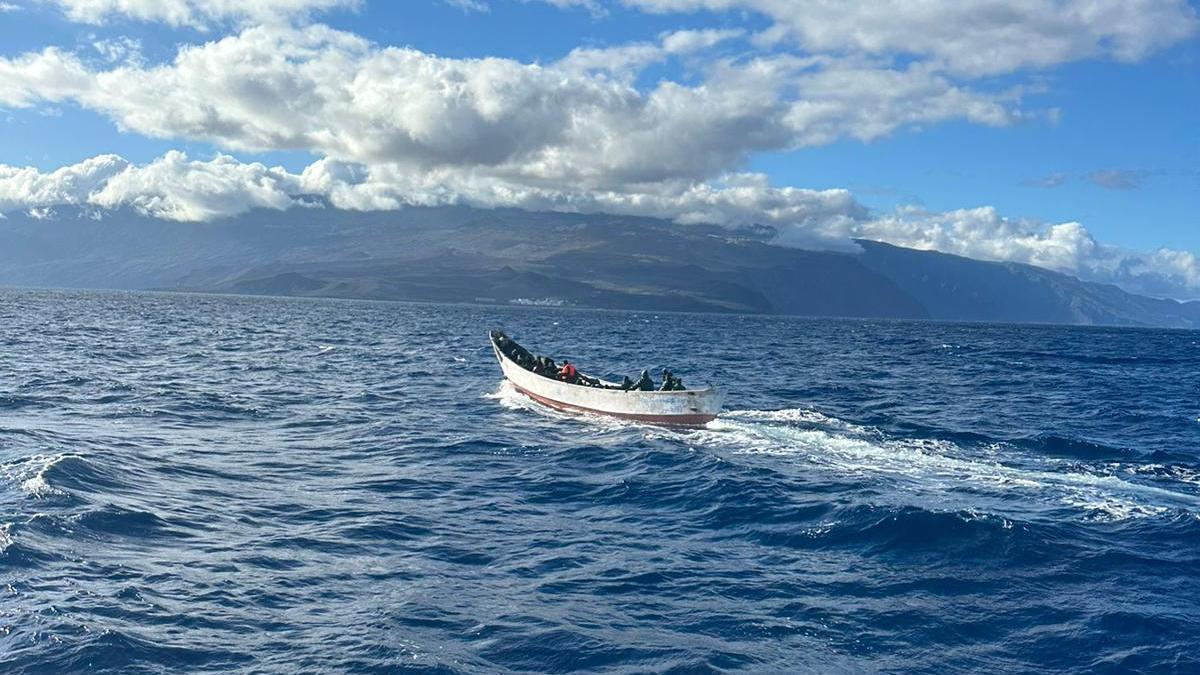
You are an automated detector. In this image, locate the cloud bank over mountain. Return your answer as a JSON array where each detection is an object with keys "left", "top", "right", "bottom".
[
  {"left": 0, "top": 0, "right": 1196, "bottom": 298},
  {"left": 3, "top": 151, "right": 1197, "bottom": 300}
]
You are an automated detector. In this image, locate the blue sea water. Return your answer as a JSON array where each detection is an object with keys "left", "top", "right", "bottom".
[{"left": 1, "top": 288, "right": 1199, "bottom": 674}]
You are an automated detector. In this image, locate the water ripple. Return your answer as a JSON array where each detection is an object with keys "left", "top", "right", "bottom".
[{"left": 1, "top": 289, "right": 1198, "bottom": 673}]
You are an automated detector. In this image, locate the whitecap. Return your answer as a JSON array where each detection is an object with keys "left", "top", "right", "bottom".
[{"left": 2, "top": 453, "right": 75, "bottom": 498}]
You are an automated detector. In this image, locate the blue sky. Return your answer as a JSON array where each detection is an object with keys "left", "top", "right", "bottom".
[{"left": 0, "top": 0, "right": 1198, "bottom": 296}]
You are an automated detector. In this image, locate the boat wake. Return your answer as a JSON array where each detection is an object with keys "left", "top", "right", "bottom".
[
  {"left": 486, "top": 382, "right": 1200, "bottom": 522},
  {"left": 683, "top": 407, "right": 1200, "bottom": 523},
  {"left": 485, "top": 380, "right": 551, "bottom": 414}
]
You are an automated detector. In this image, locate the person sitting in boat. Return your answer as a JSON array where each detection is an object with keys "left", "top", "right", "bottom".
[
  {"left": 496, "top": 332, "right": 536, "bottom": 371},
  {"left": 658, "top": 369, "right": 686, "bottom": 391},
  {"left": 513, "top": 346, "right": 535, "bottom": 369},
  {"left": 633, "top": 369, "right": 654, "bottom": 391},
  {"left": 620, "top": 376, "right": 634, "bottom": 391},
  {"left": 558, "top": 361, "right": 578, "bottom": 384},
  {"left": 495, "top": 332, "right": 513, "bottom": 357},
  {"left": 659, "top": 369, "right": 675, "bottom": 391},
  {"left": 510, "top": 346, "right": 530, "bottom": 369}
]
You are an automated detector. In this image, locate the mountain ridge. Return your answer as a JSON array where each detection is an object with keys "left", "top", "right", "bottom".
[{"left": 1, "top": 204, "right": 1197, "bottom": 328}]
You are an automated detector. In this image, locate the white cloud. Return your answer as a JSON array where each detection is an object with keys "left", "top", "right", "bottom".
[
  {"left": 614, "top": 0, "right": 1199, "bottom": 75},
  {"left": 556, "top": 28, "right": 742, "bottom": 75},
  {"left": 0, "top": 152, "right": 306, "bottom": 221},
  {"left": 48, "top": 0, "right": 359, "bottom": 28},
  {"left": 90, "top": 151, "right": 307, "bottom": 220},
  {"left": 0, "top": 152, "right": 867, "bottom": 234},
  {"left": 299, "top": 159, "right": 865, "bottom": 241},
  {"left": 92, "top": 36, "right": 144, "bottom": 65},
  {"left": 0, "top": 24, "right": 1024, "bottom": 191},
  {"left": 846, "top": 205, "right": 1200, "bottom": 299},
  {"left": 0, "top": 153, "right": 129, "bottom": 211},
  {"left": 442, "top": 0, "right": 490, "bottom": 11},
  {"left": 784, "top": 61, "right": 1025, "bottom": 146},
  {"left": 661, "top": 27, "right": 744, "bottom": 54},
  {"left": 849, "top": 205, "right": 1101, "bottom": 273},
  {"left": 527, "top": 0, "right": 604, "bottom": 14},
  {"left": 0, "top": 47, "right": 93, "bottom": 107}
]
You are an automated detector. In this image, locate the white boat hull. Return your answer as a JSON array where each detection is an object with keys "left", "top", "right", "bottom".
[{"left": 491, "top": 335, "right": 724, "bottom": 426}]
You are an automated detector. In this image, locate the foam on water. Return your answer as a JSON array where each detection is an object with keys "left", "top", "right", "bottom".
[
  {"left": 485, "top": 380, "right": 545, "bottom": 414},
  {"left": 487, "top": 384, "right": 1199, "bottom": 522},
  {"left": 692, "top": 408, "right": 1199, "bottom": 522},
  {"left": 2, "top": 453, "right": 74, "bottom": 499},
  {"left": 485, "top": 381, "right": 650, "bottom": 435}
]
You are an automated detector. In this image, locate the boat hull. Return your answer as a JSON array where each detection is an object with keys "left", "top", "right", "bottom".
[{"left": 491, "top": 336, "right": 724, "bottom": 426}]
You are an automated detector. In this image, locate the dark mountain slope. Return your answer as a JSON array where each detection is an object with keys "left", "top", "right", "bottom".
[
  {"left": 202, "top": 214, "right": 929, "bottom": 317},
  {"left": 856, "top": 240, "right": 1200, "bottom": 326},
  {"left": 1, "top": 204, "right": 1197, "bottom": 326}
]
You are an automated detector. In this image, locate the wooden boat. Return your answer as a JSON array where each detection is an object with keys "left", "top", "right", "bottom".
[{"left": 490, "top": 331, "right": 724, "bottom": 426}]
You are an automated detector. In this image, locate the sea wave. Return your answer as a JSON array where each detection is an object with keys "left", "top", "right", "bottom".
[
  {"left": 2, "top": 453, "right": 81, "bottom": 499},
  {"left": 4, "top": 289, "right": 1200, "bottom": 673}
]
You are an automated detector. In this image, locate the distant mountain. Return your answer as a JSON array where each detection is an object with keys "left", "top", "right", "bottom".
[
  {"left": 855, "top": 240, "right": 1200, "bottom": 327},
  {"left": 1, "top": 204, "right": 1198, "bottom": 327}
]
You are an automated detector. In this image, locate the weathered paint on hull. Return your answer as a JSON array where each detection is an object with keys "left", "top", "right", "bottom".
[
  {"left": 510, "top": 381, "right": 719, "bottom": 426},
  {"left": 491, "top": 334, "right": 724, "bottom": 427}
]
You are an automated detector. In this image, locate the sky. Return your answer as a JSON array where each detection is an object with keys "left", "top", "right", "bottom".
[{"left": 0, "top": 0, "right": 1198, "bottom": 298}]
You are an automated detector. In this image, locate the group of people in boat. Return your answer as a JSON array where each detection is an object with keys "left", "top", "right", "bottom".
[
  {"left": 619, "top": 369, "right": 685, "bottom": 391},
  {"left": 492, "top": 331, "right": 686, "bottom": 391}
]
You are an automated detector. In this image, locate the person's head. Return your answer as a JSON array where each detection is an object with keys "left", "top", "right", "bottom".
[{"left": 641, "top": 369, "right": 649, "bottom": 377}]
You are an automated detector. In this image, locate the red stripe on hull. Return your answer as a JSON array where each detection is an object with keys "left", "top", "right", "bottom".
[{"left": 510, "top": 380, "right": 716, "bottom": 427}]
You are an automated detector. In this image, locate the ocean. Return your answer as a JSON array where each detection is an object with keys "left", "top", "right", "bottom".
[{"left": 2, "top": 288, "right": 1198, "bottom": 673}]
